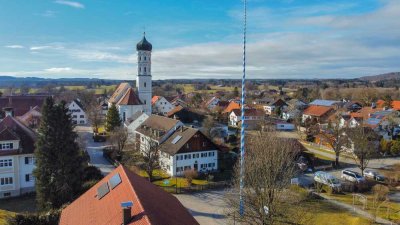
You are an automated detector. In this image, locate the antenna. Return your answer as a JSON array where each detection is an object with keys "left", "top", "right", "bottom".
[{"left": 239, "top": 0, "right": 247, "bottom": 217}]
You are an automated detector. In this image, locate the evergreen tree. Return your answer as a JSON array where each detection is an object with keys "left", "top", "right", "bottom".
[
  {"left": 34, "top": 97, "right": 85, "bottom": 210},
  {"left": 106, "top": 103, "right": 121, "bottom": 132}
]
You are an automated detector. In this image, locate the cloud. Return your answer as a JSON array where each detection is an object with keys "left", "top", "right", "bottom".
[
  {"left": 54, "top": 0, "right": 85, "bottom": 9},
  {"left": 38, "top": 10, "right": 57, "bottom": 17},
  {"left": 44, "top": 67, "right": 72, "bottom": 72},
  {"left": 4, "top": 45, "right": 24, "bottom": 49},
  {"left": 30, "top": 45, "right": 64, "bottom": 51}
]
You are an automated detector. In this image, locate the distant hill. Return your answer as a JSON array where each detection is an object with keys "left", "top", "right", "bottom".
[
  {"left": 0, "top": 76, "right": 122, "bottom": 88},
  {"left": 359, "top": 72, "right": 400, "bottom": 82}
]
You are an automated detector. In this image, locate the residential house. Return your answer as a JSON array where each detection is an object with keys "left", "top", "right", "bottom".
[
  {"left": 309, "top": 99, "right": 341, "bottom": 109},
  {"left": 287, "top": 99, "right": 307, "bottom": 110},
  {"left": 166, "top": 106, "right": 205, "bottom": 123},
  {"left": 205, "top": 97, "right": 220, "bottom": 110},
  {"left": 222, "top": 101, "right": 241, "bottom": 114},
  {"left": 160, "top": 126, "right": 219, "bottom": 176},
  {"left": 229, "top": 109, "right": 264, "bottom": 129},
  {"left": 17, "top": 106, "right": 42, "bottom": 129},
  {"left": 151, "top": 96, "right": 174, "bottom": 115},
  {"left": 0, "top": 115, "right": 36, "bottom": 198},
  {"left": 263, "top": 99, "right": 288, "bottom": 115},
  {"left": 59, "top": 165, "right": 199, "bottom": 225},
  {"left": 0, "top": 95, "right": 48, "bottom": 119},
  {"left": 343, "top": 101, "right": 363, "bottom": 112},
  {"left": 252, "top": 98, "right": 273, "bottom": 105},
  {"left": 302, "top": 105, "right": 335, "bottom": 123},
  {"left": 171, "top": 97, "right": 189, "bottom": 108},
  {"left": 377, "top": 99, "right": 400, "bottom": 111},
  {"left": 68, "top": 99, "right": 87, "bottom": 125},
  {"left": 125, "top": 112, "right": 149, "bottom": 142}
]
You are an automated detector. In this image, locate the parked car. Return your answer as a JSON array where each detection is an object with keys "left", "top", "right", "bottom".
[
  {"left": 93, "top": 132, "right": 107, "bottom": 142},
  {"left": 364, "top": 170, "right": 385, "bottom": 182},
  {"left": 341, "top": 170, "right": 365, "bottom": 183},
  {"left": 314, "top": 171, "right": 341, "bottom": 192}
]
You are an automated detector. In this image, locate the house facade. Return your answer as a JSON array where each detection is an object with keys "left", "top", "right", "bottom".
[
  {"left": 229, "top": 109, "right": 264, "bottom": 129},
  {"left": 205, "top": 97, "right": 220, "bottom": 110},
  {"left": 0, "top": 116, "right": 36, "bottom": 198},
  {"left": 68, "top": 99, "right": 87, "bottom": 125},
  {"left": 151, "top": 96, "right": 174, "bottom": 115}
]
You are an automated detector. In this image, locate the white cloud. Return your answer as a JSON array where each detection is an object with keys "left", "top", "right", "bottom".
[
  {"left": 54, "top": 0, "right": 85, "bottom": 9},
  {"left": 30, "top": 45, "right": 64, "bottom": 51},
  {"left": 44, "top": 67, "right": 72, "bottom": 72},
  {"left": 38, "top": 10, "right": 57, "bottom": 17},
  {"left": 4, "top": 45, "right": 24, "bottom": 49}
]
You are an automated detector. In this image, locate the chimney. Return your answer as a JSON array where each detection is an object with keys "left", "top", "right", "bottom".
[
  {"left": 180, "top": 126, "right": 184, "bottom": 132},
  {"left": 3, "top": 107, "right": 14, "bottom": 117},
  {"left": 121, "top": 201, "right": 133, "bottom": 225}
]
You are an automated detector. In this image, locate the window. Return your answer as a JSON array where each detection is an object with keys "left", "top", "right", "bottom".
[
  {"left": 208, "top": 152, "right": 215, "bottom": 157},
  {"left": 184, "top": 166, "right": 191, "bottom": 170},
  {"left": 144, "top": 82, "right": 147, "bottom": 88},
  {"left": 80, "top": 115, "right": 84, "bottom": 118},
  {"left": 144, "top": 56, "right": 147, "bottom": 60},
  {"left": 0, "top": 143, "right": 14, "bottom": 150},
  {"left": 0, "top": 159, "right": 12, "bottom": 167},
  {"left": 25, "top": 174, "right": 34, "bottom": 182},
  {"left": 72, "top": 115, "right": 77, "bottom": 118},
  {"left": 25, "top": 157, "right": 34, "bottom": 165},
  {"left": 201, "top": 153, "right": 207, "bottom": 158},
  {"left": 3, "top": 192, "right": 11, "bottom": 197},
  {"left": 0, "top": 177, "right": 13, "bottom": 185},
  {"left": 139, "top": 67, "right": 141, "bottom": 72}
]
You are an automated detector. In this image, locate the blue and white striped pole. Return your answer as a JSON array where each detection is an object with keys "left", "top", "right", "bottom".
[{"left": 239, "top": 0, "right": 247, "bottom": 217}]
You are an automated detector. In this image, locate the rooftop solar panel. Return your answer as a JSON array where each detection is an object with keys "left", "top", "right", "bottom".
[
  {"left": 109, "top": 173, "right": 122, "bottom": 190},
  {"left": 97, "top": 182, "right": 110, "bottom": 200},
  {"left": 171, "top": 135, "right": 182, "bottom": 144}
]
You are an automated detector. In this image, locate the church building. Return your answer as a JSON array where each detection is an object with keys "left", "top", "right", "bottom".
[{"left": 108, "top": 34, "right": 153, "bottom": 122}]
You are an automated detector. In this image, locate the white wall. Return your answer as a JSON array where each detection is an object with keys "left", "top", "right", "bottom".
[
  {"left": 18, "top": 154, "right": 35, "bottom": 190},
  {"left": 153, "top": 97, "right": 174, "bottom": 115},
  {"left": 68, "top": 101, "right": 87, "bottom": 124},
  {"left": 118, "top": 105, "right": 145, "bottom": 122}
]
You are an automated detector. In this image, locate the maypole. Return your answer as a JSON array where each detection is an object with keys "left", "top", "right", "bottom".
[{"left": 239, "top": 0, "right": 247, "bottom": 217}]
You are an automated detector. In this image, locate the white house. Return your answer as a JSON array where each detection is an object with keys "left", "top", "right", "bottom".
[
  {"left": 151, "top": 96, "right": 174, "bottom": 115},
  {"left": 125, "top": 112, "right": 149, "bottom": 142},
  {"left": 135, "top": 115, "right": 218, "bottom": 176},
  {"left": 68, "top": 99, "right": 87, "bottom": 125},
  {"left": 0, "top": 115, "right": 36, "bottom": 198},
  {"left": 160, "top": 126, "right": 218, "bottom": 176},
  {"left": 108, "top": 34, "right": 153, "bottom": 122},
  {"left": 229, "top": 108, "right": 264, "bottom": 129}
]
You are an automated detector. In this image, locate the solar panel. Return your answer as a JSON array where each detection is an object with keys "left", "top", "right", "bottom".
[
  {"left": 171, "top": 135, "right": 182, "bottom": 144},
  {"left": 97, "top": 182, "right": 110, "bottom": 200},
  {"left": 109, "top": 173, "right": 122, "bottom": 190}
]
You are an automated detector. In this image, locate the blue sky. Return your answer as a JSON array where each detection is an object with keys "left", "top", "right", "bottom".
[{"left": 0, "top": 0, "right": 399, "bottom": 80}]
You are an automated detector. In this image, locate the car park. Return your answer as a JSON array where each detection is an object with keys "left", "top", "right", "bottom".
[
  {"left": 341, "top": 170, "right": 365, "bottom": 183},
  {"left": 364, "top": 169, "right": 385, "bottom": 182}
]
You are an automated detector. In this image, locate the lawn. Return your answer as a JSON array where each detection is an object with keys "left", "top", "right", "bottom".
[
  {"left": 153, "top": 177, "right": 209, "bottom": 188},
  {"left": 176, "top": 84, "right": 235, "bottom": 94},
  {"left": 0, "top": 210, "right": 14, "bottom": 225},
  {"left": 326, "top": 193, "right": 400, "bottom": 223}
]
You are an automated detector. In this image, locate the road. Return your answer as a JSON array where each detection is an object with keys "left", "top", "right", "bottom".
[
  {"left": 174, "top": 189, "right": 230, "bottom": 225},
  {"left": 75, "top": 125, "right": 115, "bottom": 175}
]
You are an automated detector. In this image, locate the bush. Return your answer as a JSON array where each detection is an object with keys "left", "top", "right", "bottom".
[
  {"left": 372, "top": 184, "right": 389, "bottom": 201},
  {"left": 390, "top": 140, "right": 400, "bottom": 155},
  {"left": 183, "top": 169, "right": 198, "bottom": 186},
  {"left": 7, "top": 210, "right": 60, "bottom": 225},
  {"left": 83, "top": 166, "right": 103, "bottom": 182}
]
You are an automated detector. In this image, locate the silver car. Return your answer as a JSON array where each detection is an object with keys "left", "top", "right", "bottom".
[{"left": 364, "top": 170, "right": 385, "bottom": 182}]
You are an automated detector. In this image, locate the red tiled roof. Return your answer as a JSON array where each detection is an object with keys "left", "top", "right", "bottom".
[
  {"left": 0, "top": 128, "right": 19, "bottom": 141},
  {"left": 376, "top": 99, "right": 400, "bottom": 110},
  {"left": 151, "top": 96, "right": 161, "bottom": 105},
  {"left": 351, "top": 107, "right": 383, "bottom": 120},
  {"left": 109, "top": 83, "right": 131, "bottom": 104},
  {"left": 166, "top": 105, "right": 184, "bottom": 117},
  {"left": 118, "top": 88, "right": 142, "bottom": 106},
  {"left": 222, "top": 101, "right": 241, "bottom": 114},
  {"left": 59, "top": 165, "right": 198, "bottom": 225},
  {"left": 0, "top": 95, "right": 48, "bottom": 117},
  {"left": 303, "top": 105, "right": 333, "bottom": 117}
]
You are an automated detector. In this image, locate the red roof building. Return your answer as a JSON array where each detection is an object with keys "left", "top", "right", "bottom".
[{"left": 59, "top": 165, "right": 198, "bottom": 225}]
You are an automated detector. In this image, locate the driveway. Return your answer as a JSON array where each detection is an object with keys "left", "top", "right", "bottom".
[
  {"left": 75, "top": 125, "right": 115, "bottom": 175},
  {"left": 174, "top": 189, "right": 230, "bottom": 225}
]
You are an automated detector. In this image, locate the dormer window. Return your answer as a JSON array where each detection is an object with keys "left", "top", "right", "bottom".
[{"left": 0, "top": 143, "right": 14, "bottom": 150}]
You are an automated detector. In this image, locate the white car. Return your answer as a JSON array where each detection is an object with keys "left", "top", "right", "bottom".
[
  {"left": 314, "top": 171, "right": 341, "bottom": 192},
  {"left": 341, "top": 170, "right": 365, "bottom": 183}
]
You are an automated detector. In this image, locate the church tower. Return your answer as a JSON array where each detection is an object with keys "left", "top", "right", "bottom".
[{"left": 136, "top": 33, "right": 152, "bottom": 114}]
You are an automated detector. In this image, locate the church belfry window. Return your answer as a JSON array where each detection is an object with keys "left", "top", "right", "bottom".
[
  {"left": 144, "top": 67, "right": 147, "bottom": 72},
  {"left": 144, "top": 82, "right": 146, "bottom": 88}
]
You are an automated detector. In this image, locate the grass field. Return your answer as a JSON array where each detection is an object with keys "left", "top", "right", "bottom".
[
  {"left": 176, "top": 84, "right": 236, "bottom": 94},
  {"left": 0, "top": 85, "right": 117, "bottom": 95}
]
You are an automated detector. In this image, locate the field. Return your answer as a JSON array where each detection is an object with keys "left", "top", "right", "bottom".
[
  {"left": 176, "top": 84, "right": 236, "bottom": 94},
  {"left": 0, "top": 85, "right": 117, "bottom": 95}
]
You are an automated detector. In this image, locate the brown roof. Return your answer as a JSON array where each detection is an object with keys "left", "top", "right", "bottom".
[
  {"left": 303, "top": 105, "right": 333, "bottom": 117},
  {"left": 117, "top": 88, "right": 142, "bottom": 106},
  {"left": 135, "top": 115, "right": 181, "bottom": 142},
  {"left": 161, "top": 127, "right": 217, "bottom": 155},
  {"left": 231, "top": 108, "right": 264, "bottom": 117},
  {"left": 0, "top": 127, "right": 19, "bottom": 141},
  {"left": 151, "top": 96, "right": 161, "bottom": 105},
  {"left": 166, "top": 105, "right": 184, "bottom": 117},
  {"left": 351, "top": 107, "right": 383, "bottom": 120},
  {"left": 0, "top": 116, "right": 36, "bottom": 156},
  {"left": 0, "top": 95, "right": 48, "bottom": 117},
  {"left": 222, "top": 101, "right": 241, "bottom": 114},
  {"left": 59, "top": 165, "right": 198, "bottom": 225},
  {"left": 109, "top": 83, "right": 131, "bottom": 104}
]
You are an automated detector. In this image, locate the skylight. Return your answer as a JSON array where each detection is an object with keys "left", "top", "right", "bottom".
[
  {"left": 109, "top": 173, "right": 122, "bottom": 190},
  {"left": 171, "top": 135, "right": 182, "bottom": 144},
  {"left": 97, "top": 182, "right": 110, "bottom": 200}
]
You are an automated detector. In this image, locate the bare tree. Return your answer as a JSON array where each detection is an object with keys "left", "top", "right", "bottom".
[
  {"left": 225, "top": 133, "right": 306, "bottom": 225},
  {"left": 321, "top": 114, "right": 350, "bottom": 167},
  {"left": 347, "top": 126, "right": 378, "bottom": 176},
  {"left": 109, "top": 127, "right": 129, "bottom": 155},
  {"left": 87, "top": 102, "right": 103, "bottom": 133}
]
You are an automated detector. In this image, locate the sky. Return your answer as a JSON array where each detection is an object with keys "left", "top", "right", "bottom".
[{"left": 0, "top": 0, "right": 399, "bottom": 80}]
